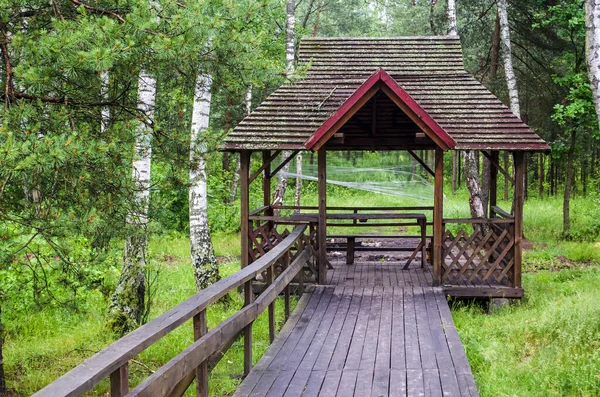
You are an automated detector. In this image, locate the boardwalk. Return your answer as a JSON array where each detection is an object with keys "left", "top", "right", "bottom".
[{"left": 233, "top": 261, "right": 479, "bottom": 397}]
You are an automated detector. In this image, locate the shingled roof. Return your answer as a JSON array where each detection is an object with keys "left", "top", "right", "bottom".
[{"left": 223, "top": 36, "right": 549, "bottom": 152}]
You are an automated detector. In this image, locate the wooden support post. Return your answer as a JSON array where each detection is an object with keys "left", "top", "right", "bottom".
[
  {"left": 489, "top": 151, "right": 499, "bottom": 217},
  {"left": 240, "top": 151, "right": 253, "bottom": 375},
  {"left": 193, "top": 311, "right": 208, "bottom": 397},
  {"left": 433, "top": 148, "right": 444, "bottom": 286},
  {"left": 263, "top": 151, "right": 272, "bottom": 220},
  {"left": 240, "top": 151, "right": 251, "bottom": 268},
  {"left": 513, "top": 151, "right": 525, "bottom": 289},
  {"left": 318, "top": 148, "right": 327, "bottom": 284},
  {"left": 110, "top": 363, "right": 128, "bottom": 397},
  {"left": 346, "top": 237, "right": 355, "bottom": 265}
]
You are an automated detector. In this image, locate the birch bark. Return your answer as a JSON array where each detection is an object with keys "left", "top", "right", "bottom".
[
  {"left": 498, "top": 0, "right": 520, "bottom": 118},
  {"left": 100, "top": 71, "right": 110, "bottom": 133},
  {"left": 585, "top": 0, "right": 600, "bottom": 128},
  {"left": 189, "top": 74, "right": 219, "bottom": 290},
  {"left": 107, "top": 71, "right": 155, "bottom": 334},
  {"left": 447, "top": 0, "right": 457, "bottom": 35},
  {"left": 273, "top": 0, "right": 295, "bottom": 212}
]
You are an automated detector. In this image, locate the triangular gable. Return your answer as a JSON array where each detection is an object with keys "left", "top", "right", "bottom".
[{"left": 304, "top": 68, "right": 457, "bottom": 151}]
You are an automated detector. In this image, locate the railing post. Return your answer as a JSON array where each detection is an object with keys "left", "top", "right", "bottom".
[
  {"left": 193, "top": 310, "right": 208, "bottom": 397},
  {"left": 267, "top": 262, "right": 275, "bottom": 343},
  {"left": 243, "top": 279, "right": 253, "bottom": 375},
  {"left": 110, "top": 363, "right": 128, "bottom": 397},
  {"left": 283, "top": 251, "right": 290, "bottom": 321},
  {"left": 433, "top": 148, "right": 444, "bottom": 286}
]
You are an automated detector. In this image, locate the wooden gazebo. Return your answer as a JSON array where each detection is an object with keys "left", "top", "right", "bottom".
[{"left": 223, "top": 36, "right": 549, "bottom": 298}]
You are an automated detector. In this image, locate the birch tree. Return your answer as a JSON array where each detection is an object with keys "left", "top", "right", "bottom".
[
  {"left": 447, "top": 0, "right": 457, "bottom": 35},
  {"left": 585, "top": 0, "right": 600, "bottom": 129},
  {"left": 498, "top": 0, "right": 520, "bottom": 118},
  {"left": 189, "top": 74, "right": 219, "bottom": 290},
  {"left": 273, "top": 0, "right": 296, "bottom": 211},
  {"left": 106, "top": 71, "right": 156, "bottom": 334}
]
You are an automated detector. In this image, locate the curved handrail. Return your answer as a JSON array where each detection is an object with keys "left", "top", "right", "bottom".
[{"left": 33, "top": 225, "right": 308, "bottom": 397}]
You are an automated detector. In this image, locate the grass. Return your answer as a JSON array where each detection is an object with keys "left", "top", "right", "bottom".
[{"left": 452, "top": 266, "right": 600, "bottom": 396}]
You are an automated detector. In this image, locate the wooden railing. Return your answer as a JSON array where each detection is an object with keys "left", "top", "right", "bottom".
[
  {"left": 33, "top": 225, "right": 311, "bottom": 397},
  {"left": 441, "top": 217, "right": 518, "bottom": 290}
]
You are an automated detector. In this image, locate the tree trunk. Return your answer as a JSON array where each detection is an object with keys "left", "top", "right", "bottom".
[
  {"left": 585, "top": 0, "right": 600, "bottom": 129},
  {"left": 503, "top": 151, "right": 510, "bottom": 200},
  {"left": 430, "top": 0, "right": 437, "bottom": 35},
  {"left": 101, "top": 71, "right": 110, "bottom": 133},
  {"left": 294, "top": 153, "right": 302, "bottom": 213},
  {"left": 189, "top": 74, "right": 219, "bottom": 291},
  {"left": 464, "top": 151, "right": 487, "bottom": 229},
  {"left": 498, "top": 0, "right": 521, "bottom": 118},
  {"left": 563, "top": 130, "right": 577, "bottom": 234},
  {"left": 490, "top": 12, "right": 501, "bottom": 80},
  {"left": 106, "top": 71, "right": 155, "bottom": 335},
  {"left": 286, "top": 0, "right": 295, "bottom": 72},
  {"left": 481, "top": 154, "right": 491, "bottom": 217},
  {"left": 452, "top": 151, "right": 457, "bottom": 194},
  {"left": 273, "top": 0, "right": 296, "bottom": 213},
  {"left": 447, "top": 0, "right": 457, "bottom": 35}
]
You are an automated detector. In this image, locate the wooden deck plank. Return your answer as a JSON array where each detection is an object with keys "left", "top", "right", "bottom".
[
  {"left": 255, "top": 288, "right": 323, "bottom": 372},
  {"left": 327, "top": 288, "right": 363, "bottom": 370},
  {"left": 389, "top": 369, "right": 407, "bottom": 397},
  {"left": 300, "top": 371, "right": 327, "bottom": 397},
  {"left": 375, "top": 287, "right": 393, "bottom": 371},
  {"left": 360, "top": 286, "right": 383, "bottom": 370},
  {"left": 390, "top": 286, "right": 406, "bottom": 370},
  {"left": 371, "top": 369, "right": 390, "bottom": 397},
  {"left": 235, "top": 262, "right": 479, "bottom": 397},
  {"left": 312, "top": 287, "right": 357, "bottom": 371},
  {"left": 298, "top": 286, "right": 344, "bottom": 371},
  {"left": 319, "top": 370, "right": 342, "bottom": 396},
  {"left": 353, "top": 369, "right": 374, "bottom": 396},
  {"left": 282, "top": 288, "right": 335, "bottom": 371},
  {"left": 344, "top": 287, "right": 373, "bottom": 370},
  {"left": 282, "top": 369, "right": 311, "bottom": 397},
  {"left": 336, "top": 370, "right": 358, "bottom": 397}
]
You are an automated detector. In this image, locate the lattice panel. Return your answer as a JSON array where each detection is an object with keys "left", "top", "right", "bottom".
[
  {"left": 248, "top": 222, "right": 318, "bottom": 282},
  {"left": 441, "top": 224, "right": 515, "bottom": 286}
]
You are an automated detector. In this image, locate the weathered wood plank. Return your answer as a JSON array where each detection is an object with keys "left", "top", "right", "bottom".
[
  {"left": 389, "top": 369, "right": 407, "bottom": 397},
  {"left": 360, "top": 286, "right": 383, "bottom": 370},
  {"left": 371, "top": 369, "right": 390, "bottom": 397},
  {"left": 300, "top": 371, "right": 326, "bottom": 397},
  {"left": 354, "top": 369, "right": 374, "bottom": 396},
  {"left": 375, "top": 287, "right": 393, "bottom": 371},
  {"left": 344, "top": 287, "right": 373, "bottom": 370},
  {"left": 390, "top": 286, "right": 406, "bottom": 370},
  {"left": 336, "top": 370, "right": 358, "bottom": 397},
  {"left": 282, "top": 370, "right": 311, "bottom": 397}
]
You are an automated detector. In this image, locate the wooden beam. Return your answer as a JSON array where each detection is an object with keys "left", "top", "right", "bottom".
[
  {"left": 513, "top": 151, "right": 525, "bottom": 289},
  {"left": 482, "top": 150, "right": 515, "bottom": 185},
  {"left": 240, "top": 150, "right": 251, "bottom": 269},
  {"left": 318, "top": 148, "right": 327, "bottom": 284},
  {"left": 249, "top": 150, "right": 281, "bottom": 184},
  {"left": 407, "top": 149, "right": 435, "bottom": 177},
  {"left": 433, "top": 148, "right": 444, "bottom": 286},
  {"left": 270, "top": 150, "right": 300, "bottom": 178},
  {"left": 489, "top": 151, "right": 499, "bottom": 217},
  {"left": 109, "top": 364, "right": 128, "bottom": 397}
]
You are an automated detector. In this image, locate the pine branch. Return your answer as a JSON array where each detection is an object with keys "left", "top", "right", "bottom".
[{"left": 70, "top": 0, "right": 126, "bottom": 23}]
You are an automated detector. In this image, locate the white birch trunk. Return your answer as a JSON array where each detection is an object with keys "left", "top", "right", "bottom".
[
  {"left": 286, "top": 0, "right": 295, "bottom": 72},
  {"left": 498, "top": 0, "right": 520, "bottom": 118},
  {"left": 274, "top": 0, "right": 296, "bottom": 212},
  {"left": 294, "top": 153, "right": 302, "bottom": 213},
  {"left": 464, "top": 151, "right": 487, "bottom": 232},
  {"left": 101, "top": 71, "right": 110, "bottom": 133},
  {"left": 586, "top": 0, "right": 600, "bottom": 128},
  {"left": 107, "top": 70, "right": 155, "bottom": 334},
  {"left": 447, "top": 0, "right": 458, "bottom": 35},
  {"left": 189, "top": 74, "right": 219, "bottom": 290}
]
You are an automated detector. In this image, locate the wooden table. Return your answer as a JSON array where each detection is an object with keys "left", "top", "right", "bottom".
[{"left": 249, "top": 212, "right": 428, "bottom": 268}]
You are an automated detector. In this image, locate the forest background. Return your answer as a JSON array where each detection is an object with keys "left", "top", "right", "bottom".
[{"left": 1, "top": 0, "right": 600, "bottom": 396}]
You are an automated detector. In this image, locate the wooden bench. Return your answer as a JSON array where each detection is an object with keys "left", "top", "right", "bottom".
[{"left": 324, "top": 213, "right": 428, "bottom": 268}]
